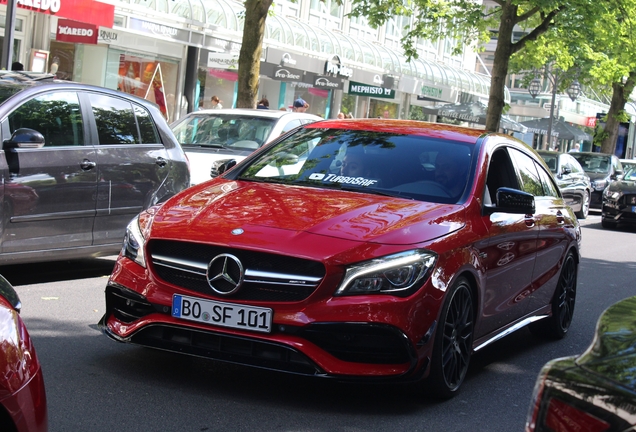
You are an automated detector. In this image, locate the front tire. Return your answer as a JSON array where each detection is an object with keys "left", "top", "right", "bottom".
[
  {"left": 530, "top": 252, "right": 577, "bottom": 339},
  {"left": 575, "top": 191, "right": 590, "bottom": 219},
  {"left": 425, "top": 277, "right": 474, "bottom": 399}
]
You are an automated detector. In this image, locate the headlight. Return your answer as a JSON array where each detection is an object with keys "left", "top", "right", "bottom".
[
  {"left": 591, "top": 179, "right": 607, "bottom": 191},
  {"left": 122, "top": 207, "right": 159, "bottom": 268},
  {"left": 336, "top": 250, "right": 437, "bottom": 296}
]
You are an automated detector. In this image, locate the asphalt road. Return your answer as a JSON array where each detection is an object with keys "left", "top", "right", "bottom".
[{"left": 4, "top": 211, "right": 635, "bottom": 432}]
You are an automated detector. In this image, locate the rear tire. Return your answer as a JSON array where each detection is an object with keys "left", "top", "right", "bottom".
[
  {"left": 425, "top": 276, "right": 474, "bottom": 399},
  {"left": 529, "top": 252, "right": 577, "bottom": 339}
]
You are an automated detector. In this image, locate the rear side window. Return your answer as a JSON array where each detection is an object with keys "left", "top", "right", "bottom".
[
  {"left": 7, "top": 91, "right": 84, "bottom": 147},
  {"left": 88, "top": 93, "right": 138, "bottom": 145},
  {"left": 134, "top": 104, "right": 160, "bottom": 144},
  {"left": 509, "top": 148, "right": 544, "bottom": 197}
]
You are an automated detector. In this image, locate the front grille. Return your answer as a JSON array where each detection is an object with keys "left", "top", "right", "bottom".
[
  {"left": 148, "top": 240, "right": 326, "bottom": 302},
  {"left": 130, "top": 324, "right": 323, "bottom": 376}
]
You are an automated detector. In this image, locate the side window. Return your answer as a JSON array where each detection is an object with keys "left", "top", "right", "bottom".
[
  {"left": 509, "top": 148, "right": 544, "bottom": 197},
  {"left": 88, "top": 93, "right": 138, "bottom": 145},
  {"left": 134, "top": 104, "right": 160, "bottom": 144},
  {"left": 485, "top": 148, "right": 520, "bottom": 203},
  {"left": 7, "top": 91, "right": 84, "bottom": 147},
  {"left": 536, "top": 162, "right": 560, "bottom": 198},
  {"left": 281, "top": 119, "right": 302, "bottom": 134}
]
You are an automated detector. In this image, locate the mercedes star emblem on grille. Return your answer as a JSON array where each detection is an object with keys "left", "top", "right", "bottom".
[{"left": 206, "top": 254, "right": 244, "bottom": 295}]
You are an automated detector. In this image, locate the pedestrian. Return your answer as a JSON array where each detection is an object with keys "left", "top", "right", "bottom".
[
  {"left": 292, "top": 98, "right": 308, "bottom": 113},
  {"left": 569, "top": 143, "right": 580, "bottom": 152},
  {"left": 337, "top": 112, "right": 345, "bottom": 119},
  {"left": 345, "top": 113, "right": 353, "bottom": 119},
  {"left": 257, "top": 98, "right": 269, "bottom": 109},
  {"left": 210, "top": 95, "right": 223, "bottom": 109},
  {"left": 11, "top": 61, "right": 23, "bottom": 71}
]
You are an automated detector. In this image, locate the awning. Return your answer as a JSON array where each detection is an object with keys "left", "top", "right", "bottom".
[
  {"left": 520, "top": 118, "right": 592, "bottom": 141},
  {"left": 421, "top": 101, "right": 528, "bottom": 133}
]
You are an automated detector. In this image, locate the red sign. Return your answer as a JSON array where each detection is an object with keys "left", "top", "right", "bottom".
[
  {"left": 0, "top": 0, "right": 114, "bottom": 28},
  {"left": 56, "top": 19, "right": 97, "bottom": 44},
  {"left": 586, "top": 117, "right": 597, "bottom": 127}
]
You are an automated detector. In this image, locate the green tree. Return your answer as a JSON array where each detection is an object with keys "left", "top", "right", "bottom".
[
  {"left": 349, "top": 0, "right": 610, "bottom": 132},
  {"left": 509, "top": 0, "right": 636, "bottom": 154}
]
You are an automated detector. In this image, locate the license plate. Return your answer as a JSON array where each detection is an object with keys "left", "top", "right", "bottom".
[{"left": 172, "top": 294, "right": 273, "bottom": 333}]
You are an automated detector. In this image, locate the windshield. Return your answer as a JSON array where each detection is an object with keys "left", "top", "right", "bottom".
[
  {"left": 571, "top": 154, "right": 611, "bottom": 174},
  {"left": 172, "top": 114, "right": 276, "bottom": 151},
  {"left": 235, "top": 128, "right": 475, "bottom": 205},
  {"left": 624, "top": 166, "right": 636, "bottom": 181}
]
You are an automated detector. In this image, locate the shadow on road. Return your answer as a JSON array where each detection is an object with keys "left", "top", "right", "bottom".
[{"left": 0, "top": 256, "right": 117, "bottom": 286}]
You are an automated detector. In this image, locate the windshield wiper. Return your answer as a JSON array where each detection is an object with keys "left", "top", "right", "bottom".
[
  {"left": 335, "top": 185, "right": 413, "bottom": 199},
  {"left": 182, "top": 143, "right": 226, "bottom": 149}
]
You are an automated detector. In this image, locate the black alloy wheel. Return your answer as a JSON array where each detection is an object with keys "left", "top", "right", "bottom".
[
  {"left": 426, "top": 277, "right": 474, "bottom": 399},
  {"left": 530, "top": 252, "right": 577, "bottom": 339}
]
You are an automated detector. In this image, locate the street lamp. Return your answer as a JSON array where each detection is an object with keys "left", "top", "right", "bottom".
[{"left": 528, "top": 66, "right": 581, "bottom": 149}]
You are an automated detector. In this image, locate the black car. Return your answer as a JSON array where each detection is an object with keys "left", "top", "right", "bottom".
[
  {"left": 538, "top": 150, "right": 591, "bottom": 219},
  {"left": 570, "top": 152, "right": 623, "bottom": 210},
  {"left": 0, "top": 71, "right": 190, "bottom": 264},
  {"left": 526, "top": 295, "right": 636, "bottom": 431},
  {"left": 601, "top": 165, "right": 636, "bottom": 228}
]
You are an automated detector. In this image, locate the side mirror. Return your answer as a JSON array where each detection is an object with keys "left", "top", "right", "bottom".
[
  {"left": 210, "top": 159, "right": 237, "bottom": 177},
  {"left": 612, "top": 169, "right": 623, "bottom": 180},
  {"left": 3, "top": 128, "right": 45, "bottom": 149},
  {"left": 561, "top": 166, "right": 571, "bottom": 175},
  {"left": 484, "top": 187, "right": 535, "bottom": 215}
]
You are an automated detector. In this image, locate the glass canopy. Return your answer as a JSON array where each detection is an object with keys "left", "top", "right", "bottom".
[{"left": 118, "top": 0, "right": 497, "bottom": 100}]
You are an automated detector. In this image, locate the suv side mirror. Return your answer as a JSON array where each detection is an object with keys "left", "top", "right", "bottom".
[
  {"left": 3, "top": 128, "right": 45, "bottom": 149},
  {"left": 612, "top": 169, "right": 623, "bottom": 180},
  {"left": 561, "top": 166, "right": 571, "bottom": 176}
]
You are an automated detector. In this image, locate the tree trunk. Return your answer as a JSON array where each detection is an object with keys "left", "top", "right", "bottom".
[
  {"left": 485, "top": 3, "right": 517, "bottom": 132},
  {"left": 600, "top": 71, "right": 636, "bottom": 155},
  {"left": 236, "top": 0, "right": 273, "bottom": 109}
]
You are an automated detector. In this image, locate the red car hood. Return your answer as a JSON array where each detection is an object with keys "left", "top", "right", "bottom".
[{"left": 152, "top": 180, "right": 466, "bottom": 245}]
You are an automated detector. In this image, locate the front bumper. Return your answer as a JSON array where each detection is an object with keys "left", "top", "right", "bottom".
[
  {"left": 602, "top": 200, "right": 636, "bottom": 225},
  {"left": 99, "top": 259, "right": 435, "bottom": 382}
]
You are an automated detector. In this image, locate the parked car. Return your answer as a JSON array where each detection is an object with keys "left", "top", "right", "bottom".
[
  {"left": 570, "top": 152, "right": 623, "bottom": 209},
  {"left": 537, "top": 150, "right": 591, "bottom": 219},
  {"left": 526, "top": 295, "right": 636, "bottom": 432},
  {"left": 170, "top": 108, "right": 321, "bottom": 185},
  {"left": 0, "top": 274, "right": 48, "bottom": 432},
  {"left": 620, "top": 158, "right": 636, "bottom": 173},
  {"left": 0, "top": 71, "right": 190, "bottom": 265},
  {"left": 601, "top": 164, "right": 636, "bottom": 229},
  {"left": 100, "top": 119, "right": 581, "bottom": 399}
]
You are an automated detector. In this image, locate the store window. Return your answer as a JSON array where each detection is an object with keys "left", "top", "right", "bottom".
[
  {"left": 107, "top": 50, "right": 179, "bottom": 122},
  {"left": 198, "top": 67, "right": 237, "bottom": 110},
  {"left": 49, "top": 41, "right": 76, "bottom": 79},
  {"left": 369, "top": 99, "right": 398, "bottom": 119}
]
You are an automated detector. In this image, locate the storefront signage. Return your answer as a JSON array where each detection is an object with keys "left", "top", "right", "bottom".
[
  {"left": 314, "top": 75, "right": 344, "bottom": 90},
  {"left": 373, "top": 74, "right": 383, "bottom": 85},
  {"left": 272, "top": 65, "right": 303, "bottom": 82},
  {"left": 420, "top": 85, "right": 443, "bottom": 99},
  {"left": 586, "top": 117, "right": 597, "bottom": 127},
  {"left": 129, "top": 17, "right": 189, "bottom": 43},
  {"left": 0, "top": 0, "right": 114, "bottom": 28},
  {"left": 56, "top": 19, "right": 97, "bottom": 44},
  {"left": 207, "top": 52, "right": 239, "bottom": 69},
  {"left": 281, "top": 53, "right": 297, "bottom": 66},
  {"left": 348, "top": 81, "right": 395, "bottom": 98},
  {"left": 98, "top": 28, "right": 119, "bottom": 43},
  {"left": 325, "top": 55, "right": 353, "bottom": 78}
]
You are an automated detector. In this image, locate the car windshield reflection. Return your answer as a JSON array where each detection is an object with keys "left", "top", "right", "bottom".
[
  {"left": 571, "top": 154, "right": 611, "bottom": 174},
  {"left": 172, "top": 114, "right": 276, "bottom": 150},
  {"left": 236, "top": 128, "right": 474, "bottom": 205}
]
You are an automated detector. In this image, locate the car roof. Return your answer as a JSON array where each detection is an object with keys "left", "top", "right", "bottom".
[
  {"left": 305, "top": 119, "right": 485, "bottom": 143},
  {"left": 193, "top": 108, "right": 322, "bottom": 120}
]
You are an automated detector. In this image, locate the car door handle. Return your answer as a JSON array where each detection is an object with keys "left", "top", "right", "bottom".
[
  {"left": 524, "top": 214, "right": 535, "bottom": 227},
  {"left": 556, "top": 210, "right": 565, "bottom": 224},
  {"left": 80, "top": 159, "right": 96, "bottom": 170},
  {"left": 156, "top": 157, "right": 167, "bottom": 167}
]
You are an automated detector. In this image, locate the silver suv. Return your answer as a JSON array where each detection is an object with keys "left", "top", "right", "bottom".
[{"left": 0, "top": 71, "right": 190, "bottom": 265}]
